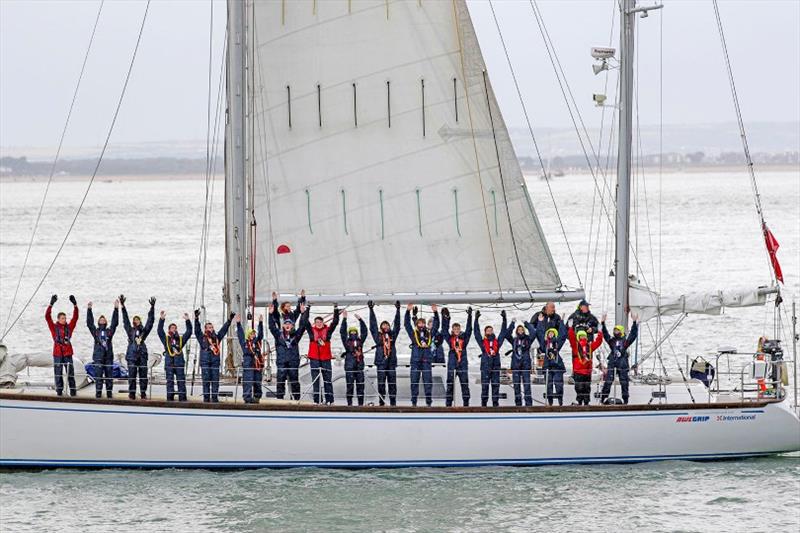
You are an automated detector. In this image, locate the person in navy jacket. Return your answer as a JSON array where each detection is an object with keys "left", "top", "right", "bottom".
[
  {"left": 441, "top": 306, "right": 472, "bottom": 407},
  {"left": 340, "top": 310, "right": 369, "bottom": 406},
  {"left": 194, "top": 309, "right": 233, "bottom": 403},
  {"left": 369, "top": 300, "right": 401, "bottom": 406},
  {"left": 236, "top": 315, "right": 265, "bottom": 404},
  {"left": 268, "top": 302, "right": 308, "bottom": 400},
  {"left": 599, "top": 312, "right": 639, "bottom": 405},
  {"left": 87, "top": 300, "right": 119, "bottom": 399},
  {"left": 157, "top": 311, "right": 193, "bottom": 401},
  {"left": 474, "top": 309, "right": 511, "bottom": 407},
  {"left": 120, "top": 295, "right": 155, "bottom": 399},
  {"left": 404, "top": 303, "right": 440, "bottom": 407}
]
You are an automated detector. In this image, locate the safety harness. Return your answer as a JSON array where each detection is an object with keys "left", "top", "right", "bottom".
[
  {"left": 413, "top": 328, "right": 431, "bottom": 349},
  {"left": 483, "top": 337, "right": 498, "bottom": 356},
  {"left": 204, "top": 331, "right": 221, "bottom": 356},
  {"left": 165, "top": 332, "right": 183, "bottom": 357},
  {"left": 346, "top": 335, "right": 364, "bottom": 362},
  {"left": 449, "top": 335, "right": 465, "bottom": 363}
]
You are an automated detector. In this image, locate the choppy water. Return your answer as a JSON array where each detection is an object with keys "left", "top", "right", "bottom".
[
  {"left": 1, "top": 458, "right": 799, "bottom": 532},
  {"left": 0, "top": 170, "right": 799, "bottom": 532}
]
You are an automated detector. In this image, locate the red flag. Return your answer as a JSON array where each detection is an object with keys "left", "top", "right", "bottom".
[{"left": 763, "top": 223, "right": 784, "bottom": 284}]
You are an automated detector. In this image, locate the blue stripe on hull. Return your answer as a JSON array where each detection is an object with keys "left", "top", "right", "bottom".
[
  {"left": 0, "top": 451, "right": 783, "bottom": 469},
  {"left": 0, "top": 404, "right": 692, "bottom": 420}
]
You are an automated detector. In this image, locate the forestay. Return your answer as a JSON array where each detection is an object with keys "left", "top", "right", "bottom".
[
  {"left": 629, "top": 283, "right": 778, "bottom": 323},
  {"left": 248, "top": 0, "right": 571, "bottom": 304}
]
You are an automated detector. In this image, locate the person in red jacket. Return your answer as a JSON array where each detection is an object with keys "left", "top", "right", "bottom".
[
  {"left": 302, "top": 304, "right": 340, "bottom": 404},
  {"left": 45, "top": 294, "right": 79, "bottom": 396},
  {"left": 567, "top": 325, "right": 602, "bottom": 405}
]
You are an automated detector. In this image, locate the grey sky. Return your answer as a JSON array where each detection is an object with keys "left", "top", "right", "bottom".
[{"left": 1, "top": 0, "right": 798, "bottom": 151}]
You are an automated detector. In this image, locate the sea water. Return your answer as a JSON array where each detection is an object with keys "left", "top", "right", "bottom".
[{"left": 0, "top": 170, "right": 798, "bottom": 532}]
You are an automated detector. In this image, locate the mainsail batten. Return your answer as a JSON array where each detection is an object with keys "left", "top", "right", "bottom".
[{"left": 249, "top": 0, "right": 564, "bottom": 302}]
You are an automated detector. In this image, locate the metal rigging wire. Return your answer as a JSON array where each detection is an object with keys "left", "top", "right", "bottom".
[
  {"left": 711, "top": 0, "right": 777, "bottom": 285},
  {"left": 0, "top": 0, "right": 152, "bottom": 342},
  {"left": 2, "top": 0, "right": 105, "bottom": 334},
  {"left": 486, "top": 0, "right": 582, "bottom": 289}
]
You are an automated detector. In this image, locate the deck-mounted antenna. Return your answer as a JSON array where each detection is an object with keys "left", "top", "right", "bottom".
[{"left": 613, "top": 0, "right": 662, "bottom": 329}]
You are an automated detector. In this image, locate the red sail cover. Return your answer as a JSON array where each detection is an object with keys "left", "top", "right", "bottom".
[{"left": 763, "top": 223, "right": 784, "bottom": 283}]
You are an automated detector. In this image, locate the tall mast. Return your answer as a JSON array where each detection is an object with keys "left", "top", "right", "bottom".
[
  {"left": 614, "top": 0, "right": 661, "bottom": 327},
  {"left": 224, "top": 0, "right": 249, "bottom": 321},
  {"left": 614, "top": 0, "right": 636, "bottom": 329}
]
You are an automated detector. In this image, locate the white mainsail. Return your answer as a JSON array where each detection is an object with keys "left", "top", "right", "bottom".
[{"left": 246, "top": 0, "right": 575, "bottom": 304}]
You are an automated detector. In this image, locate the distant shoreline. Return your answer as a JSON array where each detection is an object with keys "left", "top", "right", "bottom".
[{"left": 1, "top": 164, "right": 797, "bottom": 182}]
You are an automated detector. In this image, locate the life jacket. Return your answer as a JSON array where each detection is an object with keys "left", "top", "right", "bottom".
[
  {"left": 95, "top": 326, "right": 111, "bottom": 351},
  {"left": 204, "top": 331, "right": 221, "bottom": 356},
  {"left": 572, "top": 338, "right": 593, "bottom": 375},
  {"left": 413, "top": 328, "right": 431, "bottom": 349},
  {"left": 246, "top": 338, "right": 264, "bottom": 370},
  {"left": 346, "top": 335, "right": 364, "bottom": 362},
  {"left": 513, "top": 335, "right": 531, "bottom": 357},
  {"left": 55, "top": 324, "right": 72, "bottom": 346},
  {"left": 129, "top": 326, "right": 146, "bottom": 352},
  {"left": 308, "top": 325, "right": 332, "bottom": 360},
  {"left": 380, "top": 330, "right": 394, "bottom": 359},
  {"left": 449, "top": 334, "right": 465, "bottom": 363},
  {"left": 280, "top": 329, "right": 295, "bottom": 349},
  {"left": 165, "top": 332, "right": 183, "bottom": 357},
  {"left": 483, "top": 337, "right": 498, "bottom": 356}
]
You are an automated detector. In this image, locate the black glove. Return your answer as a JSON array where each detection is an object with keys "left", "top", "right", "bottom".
[
  {"left": 68, "top": 295, "right": 76, "bottom": 305},
  {"left": 247, "top": 312, "right": 253, "bottom": 321},
  {"left": 395, "top": 300, "right": 401, "bottom": 309},
  {"left": 467, "top": 306, "right": 473, "bottom": 315},
  {"left": 412, "top": 306, "right": 418, "bottom": 316},
  {"left": 367, "top": 300, "right": 374, "bottom": 309},
  {"left": 229, "top": 312, "right": 236, "bottom": 320},
  {"left": 333, "top": 303, "right": 339, "bottom": 311},
  {"left": 50, "top": 294, "right": 58, "bottom": 306},
  {"left": 149, "top": 297, "right": 156, "bottom": 307},
  {"left": 120, "top": 294, "right": 127, "bottom": 305},
  {"left": 500, "top": 310, "right": 507, "bottom": 319},
  {"left": 194, "top": 309, "right": 201, "bottom": 318},
  {"left": 475, "top": 310, "right": 481, "bottom": 320},
  {"left": 442, "top": 307, "right": 450, "bottom": 319}
]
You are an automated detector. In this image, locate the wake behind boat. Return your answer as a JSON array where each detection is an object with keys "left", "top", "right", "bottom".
[{"left": 0, "top": 0, "right": 798, "bottom": 468}]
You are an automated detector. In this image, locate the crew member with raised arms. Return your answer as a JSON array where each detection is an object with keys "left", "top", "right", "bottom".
[
  {"left": 87, "top": 299, "right": 120, "bottom": 399},
  {"left": 441, "top": 306, "right": 472, "bottom": 407},
  {"left": 404, "top": 303, "right": 439, "bottom": 407},
  {"left": 120, "top": 294, "right": 155, "bottom": 400},
  {"left": 45, "top": 294, "right": 79, "bottom": 397},
  {"left": 368, "top": 300, "right": 401, "bottom": 406},
  {"left": 236, "top": 314, "right": 265, "bottom": 404},
  {"left": 599, "top": 312, "right": 639, "bottom": 405},
  {"left": 268, "top": 301, "right": 308, "bottom": 401},
  {"left": 340, "top": 310, "right": 369, "bottom": 406},
  {"left": 194, "top": 309, "right": 233, "bottom": 403},
  {"left": 157, "top": 311, "right": 193, "bottom": 401},
  {"left": 473, "top": 309, "right": 510, "bottom": 407},
  {"left": 303, "top": 303, "right": 339, "bottom": 405}
]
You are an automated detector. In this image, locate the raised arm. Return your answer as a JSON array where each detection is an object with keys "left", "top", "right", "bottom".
[
  {"left": 68, "top": 297, "right": 79, "bottom": 330},
  {"left": 194, "top": 316, "right": 203, "bottom": 341},
  {"left": 182, "top": 318, "right": 193, "bottom": 345},
  {"left": 110, "top": 307, "right": 120, "bottom": 335},
  {"left": 236, "top": 321, "right": 246, "bottom": 347},
  {"left": 601, "top": 321, "right": 612, "bottom": 344},
  {"left": 339, "top": 316, "right": 349, "bottom": 346},
  {"left": 86, "top": 306, "right": 96, "bottom": 335},
  {"left": 567, "top": 326, "right": 577, "bottom": 350},
  {"left": 439, "top": 308, "right": 450, "bottom": 338},
  {"left": 432, "top": 307, "right": 440, "bottom": 337},
  {"left": 404, "top": 308, "right": 414, "bottom": 338},
  {"left": 157, "top": 316, "right": 166, "bottom": 344},
  {"left": 217, "top": 319, "right": 232, "bottom": 341},
  {"left": 473, "top": 311, "right": 483, "bottom": 344},
  {"left": 525, "top": 320, "right": 537, "bottom": 340},
  {"left": 326, "top": 306, "right": 340, "bottom": 341},
  {"left": 368, "top": 305, "right": 379, "bottom": 342},
  {"left": 291, "top": 294, "right": 306, "bottom": 321},
  {"left": 463, "top": 309, "right": 473, "bottom": 346},
  {"left": 122, "top": 306, "right": 132, "bottom": 334},
  {"left": 359, "top": 317, "right": 368, "bottom": 343},
  {"left": 392, "top": 304, "right": 401, "bottom": 338},
  {"left": 268, "top": 313, "right": 281, "bottom": 340},
  {"left": 143, "top": 301, "right": 155, "bottom": 337},
  {"left": 497, "top": 311, "right": 509, "bottom": 348},
  {"left": 626, "top": 321, "right": 639, "bottom": 348},
  {"left": 557, "top": 321, "right": 568, "bottom": 350},
  {"left": 257, "top": 320, "right": 264, "bottom": 343}
]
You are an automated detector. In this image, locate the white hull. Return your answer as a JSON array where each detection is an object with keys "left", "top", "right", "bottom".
[{"left": 1, "top": 395, "right": 798, "bottom": 468}]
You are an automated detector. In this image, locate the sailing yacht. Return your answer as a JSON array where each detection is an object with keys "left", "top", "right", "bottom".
[{"left": 0, "top": 0, "right": 798, "bottom": 468}]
